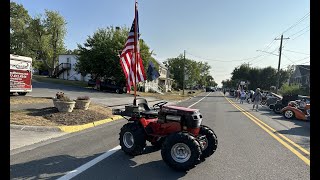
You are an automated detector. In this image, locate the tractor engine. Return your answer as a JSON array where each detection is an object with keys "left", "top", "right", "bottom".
[{"left": 158, "top": 105, "right": 203, "bottom": 136}]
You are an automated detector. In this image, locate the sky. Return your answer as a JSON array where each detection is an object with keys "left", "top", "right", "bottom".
[{"left": 11, "top": 0, "right": 310, "bottom": 86}]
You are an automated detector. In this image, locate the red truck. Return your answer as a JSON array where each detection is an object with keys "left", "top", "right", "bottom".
[{"left": 10, "top": 54, "right": 33, "bottom": 96}]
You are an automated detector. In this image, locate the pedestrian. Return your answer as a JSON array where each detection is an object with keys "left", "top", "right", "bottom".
[
  {"left": 240, "top": 89, "right": 246, "bottom": 104},
  {"left": 252, "top": 88, "right": 262, "bottom": 111},
  {"left": 95, "top": 77, "right": 101, "bottom": 91},
  {"left": 223, "top": 89, "right": 226, "bottom": 96}
]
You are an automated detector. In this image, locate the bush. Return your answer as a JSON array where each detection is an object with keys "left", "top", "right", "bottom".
[
  {"left": 279, "top": 83, "right": 303, "bottom": 96},
  {"left": 58, "top": 96, "right": 73, "bottom": 102},
  {"left": 76, "top": 96, "right": 90, "bottom": 100},
  {"left": 56, "top": 92, "right": 65, "bottom": 99}
]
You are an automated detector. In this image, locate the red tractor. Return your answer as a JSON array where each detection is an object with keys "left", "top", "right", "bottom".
[{"left": 112, "top": 98, "right": 218, "bottom": 171}]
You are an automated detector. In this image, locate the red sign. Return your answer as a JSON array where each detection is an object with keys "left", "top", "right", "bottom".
[{"left": 10, "top": 69, "right": 32, "bottom": 90}]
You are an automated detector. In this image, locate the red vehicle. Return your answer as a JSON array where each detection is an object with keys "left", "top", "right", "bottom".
[
  {"left": 281, "top": 99, "right": 310, "bottom": 121},
  {"left": 113, "top": 98, "right": 218, "bottom": 171},
  {"left": 10, "top": 54, "right": 33, "bottom": 96}
]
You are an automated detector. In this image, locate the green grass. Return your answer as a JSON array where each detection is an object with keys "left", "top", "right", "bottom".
[{"left": 33, "top": 75, "right": 89, "bottom": 88}]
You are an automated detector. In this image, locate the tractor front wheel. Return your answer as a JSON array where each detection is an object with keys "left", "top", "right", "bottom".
[
  {"left": 198, "top": 125, "right": 218, "bottom": 159},
  {"left": 119, "top": 123, "right": 146, "bottom": 156},
  {"left": 161, "top": 132, "right": 201, "bottom": 171}
]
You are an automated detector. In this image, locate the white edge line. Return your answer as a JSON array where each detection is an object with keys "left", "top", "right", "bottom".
[
  {"left": 57, "top": 145, "right": 121, "bottom": 180},
  {"left": 188, "top": 92, "right": 211, "bottom": 108},
  {"left": 57, "top": 92, "right": 210, "bottom": 179}
]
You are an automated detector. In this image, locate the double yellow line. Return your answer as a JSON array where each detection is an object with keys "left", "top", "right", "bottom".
[{"left": 225, "top": 97, "right": 310, "bottom": 166}]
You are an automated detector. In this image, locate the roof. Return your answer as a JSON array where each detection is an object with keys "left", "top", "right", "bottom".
[{"left": 296, "top": 65, "right": 310, "bottom": 77}]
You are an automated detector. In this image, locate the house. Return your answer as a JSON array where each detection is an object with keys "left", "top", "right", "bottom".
[
  {"left": 289, "top": 65, "right": 310, "bottom": 88},
  {"left": 143, "top": 59, "right": 174, "bottom": 93},
  {"left": 56, "top": 54, "right": 91, "bottom": 82}
]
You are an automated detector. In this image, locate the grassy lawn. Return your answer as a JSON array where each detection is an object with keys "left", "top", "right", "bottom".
[
  {"left": 131, "top": 90, "right": 205, "bottom": 101},
  {"left": 33, "top": 75, "right": 88, "bottom": 88}
]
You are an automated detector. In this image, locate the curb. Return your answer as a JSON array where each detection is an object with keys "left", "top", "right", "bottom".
[
  {"left": 58, "top": 115, "right": 123, "bottom": 133},
  {"left": 10, "top": 115, "right": 123, "bottom": 133},
  {"left": 10, "top": 124, "right": 62, "bottom": 132}
]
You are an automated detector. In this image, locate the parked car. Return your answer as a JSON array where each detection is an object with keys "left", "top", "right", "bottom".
[
  {"left": 271, "top": 94, "right": 299, "bottom": 114},
  {"left": 206, "top": 86, "right": 215, "bottom": 92},
  {"left": 265, "top": 92, "right": 282, "bottom": 108},
  {"left": 100, "top": 80, "right": 126, "bottom": 94},
  {"left": 87, "top": 79, "right": 96, "bottom": 88},
  {"left": 281, "top": 98, "right": 310, "bottom": 121}
]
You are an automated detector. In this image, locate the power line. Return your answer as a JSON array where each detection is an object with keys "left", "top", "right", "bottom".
[
  {"left": 287, "top": 25, "right": 310, "bottom": 38},
  {"left": 185, "top": 51, "right": 264, "bottom": 62},
  {"left": 249, "top": 47, "right": 279, "bottom": 65},
  {"left": 282, "top": 49, "right": 310, "bottom": 55},
  {"left": 281, "top": 56, "right": 310, "bottom": 67},
  {"left": 281, "top": 12, "right": 310, "bottom": 35},
  {"left": 292, "top": 29, "right": 310, "bottom": 41}
]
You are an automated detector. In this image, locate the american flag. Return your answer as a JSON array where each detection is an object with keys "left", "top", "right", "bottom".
[{"left": 119, "top": 2, "right": 146, "bottom": 93}]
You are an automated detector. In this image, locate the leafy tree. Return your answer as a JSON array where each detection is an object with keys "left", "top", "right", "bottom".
[
  {"left": 164, "top": 55, "right": 216, "bottom": 89},
  {"left": 279, "top": 83, "right": 303, "bottom": 95},
  {"left": 76, "top": 26, "right": 153, "bottom": 85},
  {"left": 44, "top": 10, "right": 67, "bottom": 76},
  {"left": 224, "top": 64, "right": 290, "bottom": 91},
  {"left": 10, "top": 2, "right": 32, "bottom": 56}
]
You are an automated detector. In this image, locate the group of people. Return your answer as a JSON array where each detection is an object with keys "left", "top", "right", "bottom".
[{"left": 229, "top": 88, "right": 263, "bottom": 111}]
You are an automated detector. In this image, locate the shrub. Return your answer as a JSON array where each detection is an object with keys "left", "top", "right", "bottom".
[
  {"left": 279, "top": 83, "right": 303, "bottom": 96},
  {"left": 59, "top": 96, "right": 73, "bottom": 102},
  {"left": 76, "top": 96, "right": 90, "bottom": 100},
  {"left": 56, "top": 92, "right": 65, "bottom": 99}
]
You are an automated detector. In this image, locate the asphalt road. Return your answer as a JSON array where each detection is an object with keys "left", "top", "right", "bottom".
[{"left": 10, "top": 91, "right": 310, "bottom": 180}]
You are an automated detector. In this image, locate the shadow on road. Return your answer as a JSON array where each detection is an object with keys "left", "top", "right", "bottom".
[
  {"left": 10, "top": 146, "right": 189, "bottom": 180},
  {"left": 10, "top": 153, "right": 103, "bottom": 180}
]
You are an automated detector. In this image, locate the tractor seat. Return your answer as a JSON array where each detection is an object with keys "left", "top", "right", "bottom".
[{"left": 134, "top": 98, "right": 159, "bottom": 117}]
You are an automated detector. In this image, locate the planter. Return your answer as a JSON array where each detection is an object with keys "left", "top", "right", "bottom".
[
  {"left": 74, "top": 99, "right": 91, "bottom": 110},
  {"left": 55, "top": 101, "right": 76, "bottom": 112},
  {"left": 52, "top": 98, "right": 58, "bottom": 107}
]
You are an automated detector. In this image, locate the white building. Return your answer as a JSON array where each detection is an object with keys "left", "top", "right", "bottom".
[
  {"left": 57, "top": 54, "right": 91, "bottom": 82},
  {"left": 143, "top": 59, "right": 174, "bottom": 93}
]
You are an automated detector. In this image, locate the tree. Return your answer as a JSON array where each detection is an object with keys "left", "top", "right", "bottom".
[
  {"left": 10, "top": 2, "right": 32, "bottom": 56},
  {"left": 164, "top": 55, "right": 216, "bottom": 89},
  {"left": 76, "top": 26, "right": 154, "bottom": 85},
  {"left": 224, "top": 64, "right": 290, "bottom": 91},
  {"left": 44, "top": 10, "right": 67, "bottom": 76},
  {"left": 164, "top": 55, "right": 189, "bottom": 89}
]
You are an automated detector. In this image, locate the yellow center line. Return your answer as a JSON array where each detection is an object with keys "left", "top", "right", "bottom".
[
  {"left": 225, "top": 97, "right": 310, "bottom": 166},
  {"left": 230, "top": 99, "right": 310, "bottom": 156},
  {"left": 222, "top": 92, "right": 310, "bottom": 155}
]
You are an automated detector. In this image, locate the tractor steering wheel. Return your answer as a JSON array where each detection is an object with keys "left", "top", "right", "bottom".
[{"left": 153, "top": 101, "right": 168, "bottom": 109}]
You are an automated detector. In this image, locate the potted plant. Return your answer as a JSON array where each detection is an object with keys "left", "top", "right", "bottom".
[
  {"left": 52, "top": 91, "right": 65, "bottom": 107},
  {"left": 74, "top": 96, "right": 91, "bottom": 110},
  {"left": 54, "top": 93, "right": 76, "bottom": 112}
]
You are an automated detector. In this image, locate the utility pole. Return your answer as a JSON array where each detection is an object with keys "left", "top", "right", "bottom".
[
  {"left": 275, "top": 34, "right": 290, "bottom": 93},
  {"left": 182, "top": 50, "right": 185, "bottom": 96}
]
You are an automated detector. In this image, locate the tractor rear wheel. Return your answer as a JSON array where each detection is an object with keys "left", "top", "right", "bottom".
[
  {"left": 198, "top": 125, "right": 218, "bottom": 159},
  {"left": 161, "top": 132, "right": 201, "bottom": 171},
  {"left": 119, "top": 123, "right": 146, "bottom": 156}
]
